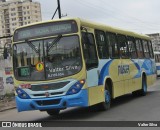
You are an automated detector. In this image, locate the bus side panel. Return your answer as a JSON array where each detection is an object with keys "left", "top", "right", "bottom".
[
  {"left": 112, "top": 81, "right": 124, "bottom": 98},
  {"left": 133, "top": 78, "right": 142, "bottom": 91},
  {"left": 122, "top": 59, "right": 140, "bottom": 94},
  {"left": 108, "top": 59, "right": 125, "bottom": 98},
  {"left": 88, "top": 85, "right": 105, "bottom": 106}
]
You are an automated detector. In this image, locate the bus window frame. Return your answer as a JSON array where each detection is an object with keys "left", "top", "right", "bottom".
[
  {"left": 148, "top": 41, "right": 154, "bottom": 59},
  {"left": 106, "top": 32, "right": 120, "bottom": 59},
  {"left": 81, "top": 32, "right": 98, "bottom": 70},
  {"left": 127, "top": 36, "right": 138, "bottom": 59},
  {"left": 95, "top": 29, "right": 109, "bottom": 59},
  {"left": 142, "top": 39, "right": 150, "bottom": 59},
  {"left": 117, "top": 34, "right": 130, "bottom": 59},
  {"left": 135, "top": 38, "right": 144, "bottom": 59}
]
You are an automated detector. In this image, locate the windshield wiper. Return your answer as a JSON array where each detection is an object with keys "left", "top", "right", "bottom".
[
  {"left": 25, "top": 39, "right": 40, "bottom": 54},
  {"left": 48, "top": 35, "right": 62, "bottom": 52}
]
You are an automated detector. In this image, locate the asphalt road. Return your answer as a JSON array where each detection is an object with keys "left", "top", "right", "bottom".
[{"left": 0, "top": 78, "right": 160, "bottom": 129}]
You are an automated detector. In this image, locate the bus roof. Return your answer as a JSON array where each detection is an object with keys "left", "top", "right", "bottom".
[
  {"left": 79, "top": 18, "right": 150, "bottom": 40},
  {"left": 15, "top": 17, "right": 151, "bottom": 40}
]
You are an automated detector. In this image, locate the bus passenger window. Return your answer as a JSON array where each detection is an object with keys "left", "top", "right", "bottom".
[
  {"left": 135, "top": 39, "right": 144, "bottom": 58},
  {"left": 82, "top": 32, "right": 98, "bottom": 70},
  {"left": 142, "top": 40, "right": 150, "bottom": 58},
  {"left": 148, "top": 41, "right": 154, "bottom": 58},
  {"left": 95, "top": 30, "right": 109, "bottom": 59},
  {"left": 117, "top": 34, "right": 129, "bottom": 58},
  {"left": 106, "top": 32, "right": 119, "bottom": 58},
  {"left": 127, "top": 36, "right": 137, "bottom": 59}
]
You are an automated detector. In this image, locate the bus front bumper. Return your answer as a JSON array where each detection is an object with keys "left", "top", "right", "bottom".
[{"left": 15, "top": 89, "right": 88, "bottom": 112}]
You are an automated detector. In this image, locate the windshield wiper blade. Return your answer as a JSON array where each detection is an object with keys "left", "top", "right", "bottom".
[
  {"left": 48, "top": 35, "right": 62, "bottom": 52},
  {"left": 25, "top": 39, "right": 40, "bottom": 54}
]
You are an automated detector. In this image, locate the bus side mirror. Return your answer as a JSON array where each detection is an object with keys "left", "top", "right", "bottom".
[{"left": 3, "top": 48, "right": 8, "bottom": 59}]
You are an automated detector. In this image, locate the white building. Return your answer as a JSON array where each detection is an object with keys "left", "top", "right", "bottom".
[
  {"left": 0, "top": 0, "right": 42, "bottom": 48},
  {"left": 147, "top": 33, "right": 160, "bottom": 52}
]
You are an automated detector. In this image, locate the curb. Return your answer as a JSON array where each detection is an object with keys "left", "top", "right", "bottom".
[{"left": 0, "top": 106, "right": 16, "bottom": 112}]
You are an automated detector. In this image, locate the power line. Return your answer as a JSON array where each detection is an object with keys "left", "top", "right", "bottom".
[{"left": 76, "top": 0, "right": 160, "bottom": 31}]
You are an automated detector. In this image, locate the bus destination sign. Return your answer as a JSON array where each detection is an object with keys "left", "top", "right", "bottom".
[{"left": 13, "top": 20, "right": 78, "bottom": 42}]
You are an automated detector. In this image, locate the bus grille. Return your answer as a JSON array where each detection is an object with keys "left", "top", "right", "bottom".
[
  {"left": 36, "top": 99, "right": 61, "bottom": 106},
  {"left": 33, "top": 92, "right": 64, "bottom": 97},
  {"left": 30, "top": 81, "right": 70, "bottom": 91}
]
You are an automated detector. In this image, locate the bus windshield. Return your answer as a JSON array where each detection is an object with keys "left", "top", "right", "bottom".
[{"left": 13, "top": 35, "right": 82, "bottom": 81}]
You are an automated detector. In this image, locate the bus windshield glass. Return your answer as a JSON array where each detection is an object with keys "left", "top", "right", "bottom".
[{"left": 13, "top": 35, "right": 82, "bottom": 81}]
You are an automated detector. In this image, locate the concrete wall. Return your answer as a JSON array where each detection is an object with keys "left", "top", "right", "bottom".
[{"left": 0, "top": 56, "right": 14, "bottom": 96}]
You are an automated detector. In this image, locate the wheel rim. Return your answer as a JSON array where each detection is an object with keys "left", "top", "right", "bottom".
[{"left": 105, "top": 90, "right": 110, "bottom": 103}]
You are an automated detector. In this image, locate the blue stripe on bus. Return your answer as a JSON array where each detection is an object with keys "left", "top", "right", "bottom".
[
  {"left": 131, "top": 60, "right": 141, "bottom": 78},
  {"left": 156, "top": 66, "right": 160, "bottom": 70},
  {"left": 98, "top": 60, "right": 113, "bottom": 85},
  {"left": 142, "top": 59, "right": 155, "bottom": 75}
]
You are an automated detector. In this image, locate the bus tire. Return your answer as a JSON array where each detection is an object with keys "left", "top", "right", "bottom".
[
  {"left": 139, "top": 76, "right": 147, "bottom": 96},
  {"left": 97, "top": 85, "right": 111, "bottom": 111},
  {"left": 46, "top": 109, "right": 60, "bottom": 116},
  {"left": 132, "top": 76, "right": 147, "bottom": 96}
]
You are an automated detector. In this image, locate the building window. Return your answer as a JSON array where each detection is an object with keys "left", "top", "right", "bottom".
[
  {"left": 11, "top": 8, "right": 15, "bottom": 11},
  {"left": 27, "top": 6, "right": 29, "bottom": 9},
  {"left": 24, "top": 12, "right": 26, "bottom": 15},
  {"left": 12, "top": 18, "right": 16, "bottom": 21},
  {"left": 28, "top": 16, "right": 30, "bottom": 19},
  {"left": 35, "top": 10, "right": 37, "bottom": 13}
]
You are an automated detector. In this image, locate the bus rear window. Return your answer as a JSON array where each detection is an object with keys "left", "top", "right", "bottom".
[{"left": 13, "top": 20, "right": 78, "bottom": 42}]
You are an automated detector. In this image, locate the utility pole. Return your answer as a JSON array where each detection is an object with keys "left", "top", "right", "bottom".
[
  {"left": 57, "top": 0, "right": 61, "bottom": 19},
  {"left": 52, "top": 0, "right": 62, "bottom": 19}
]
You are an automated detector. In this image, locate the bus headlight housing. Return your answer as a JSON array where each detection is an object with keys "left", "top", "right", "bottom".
[
  {"left": 66, "top": 79, "right": 85, "bottom": 95},
  {"left": 16, "top": 88, "right": 30, "bottom": 99}
]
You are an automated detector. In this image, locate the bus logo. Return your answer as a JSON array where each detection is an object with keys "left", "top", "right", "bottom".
[
  {"left": 118, "top": 65, "right": 130, "bottom": 75},
  {"left": 45, "top": 92, "right": 50, "bottom": 97}
]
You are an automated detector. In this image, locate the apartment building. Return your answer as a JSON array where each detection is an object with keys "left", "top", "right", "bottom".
[
  {"left": 147, "top": 33, "right": 160, "bottom": 52},
  {"left": 0, "top": 0, "right": 42, "bottom": 48}
]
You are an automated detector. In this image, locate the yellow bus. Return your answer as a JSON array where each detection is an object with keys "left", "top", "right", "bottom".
[{"left": 11, "top": 18, "right": 156, "bottom": 116}]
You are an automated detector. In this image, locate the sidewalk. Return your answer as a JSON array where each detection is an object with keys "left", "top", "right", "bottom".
[{"left": 0, "top": 98, "right": 16, "bottom": 112}]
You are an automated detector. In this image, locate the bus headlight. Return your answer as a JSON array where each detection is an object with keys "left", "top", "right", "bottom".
[
  {"left": 16, "top": 88, "right": 30, "bottom": 99},
  {"left": 66, "top": 79, "right": 85, "bottom": 95}
]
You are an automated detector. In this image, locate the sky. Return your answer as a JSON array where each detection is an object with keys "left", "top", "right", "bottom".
[{"left": 37, "top": 0, "right": 160, "bottom": 34}]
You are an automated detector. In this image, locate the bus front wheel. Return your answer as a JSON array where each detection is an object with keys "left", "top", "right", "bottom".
[
  {"left": 46, "top": 109, "right": 60, "bottom": 116},
  {"left": 97, "top": 88, "right": 111, "bottom": 111}
]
